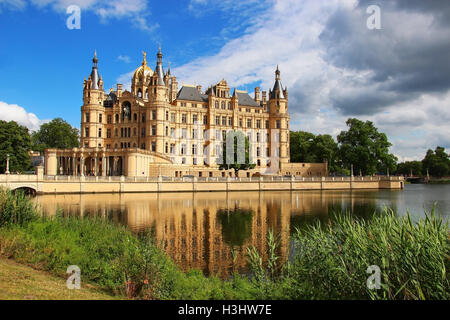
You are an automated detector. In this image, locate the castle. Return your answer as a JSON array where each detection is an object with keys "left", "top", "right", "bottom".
[{"left": 44, "top": 48, "right": 327, "bottom": 178}]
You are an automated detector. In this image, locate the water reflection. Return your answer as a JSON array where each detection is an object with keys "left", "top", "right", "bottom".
[{"left": 33, "top": 185, "right": 449, "bottom": 277}]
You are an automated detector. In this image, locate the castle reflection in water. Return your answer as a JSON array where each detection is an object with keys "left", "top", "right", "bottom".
[{"left": 34, "top": 191, "right": 386, "bottom": 277}]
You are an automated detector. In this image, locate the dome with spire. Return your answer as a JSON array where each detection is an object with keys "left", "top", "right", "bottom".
[{"left": 133, "top": 51, "right": 153, "bottom": 81}]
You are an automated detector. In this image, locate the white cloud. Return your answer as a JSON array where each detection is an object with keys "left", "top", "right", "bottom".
[
  {"left": 117, "top": 55, "right": 131, "bottom": 63},
  {"left": 0, "top": 101, "right": 48, "bottom": 132},
  {"left": 174, "top": 0, "right": 450, "bottom": 161},
  {"left": 5, "top": 0, "right": 158, "bottom": 33}
]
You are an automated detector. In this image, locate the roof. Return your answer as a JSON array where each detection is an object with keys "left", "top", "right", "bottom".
[
  {"left": 271, "top": 79, "right": 285, "bottom": 99},
  {"left": 236, "top": 91, "right": 260, "bottom": 107},
  {"left": 177, "top": 86, "right": 208, "bottom": 102}
]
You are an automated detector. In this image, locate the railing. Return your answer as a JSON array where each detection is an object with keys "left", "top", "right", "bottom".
[{"left": 1, "top": 174, "right": 403, "bottom": 184}]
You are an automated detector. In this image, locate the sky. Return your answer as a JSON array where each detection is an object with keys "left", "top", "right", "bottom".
[{"left": 0, "top": 0, "right": 449, "bottom": 161}]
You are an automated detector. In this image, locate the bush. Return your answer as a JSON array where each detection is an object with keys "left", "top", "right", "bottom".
[{"left": 0, "top": 188, "right": 38, "bottom": 227}]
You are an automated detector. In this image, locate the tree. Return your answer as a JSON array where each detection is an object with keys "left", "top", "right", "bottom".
[
  {"left": 32, "top": 118, "right": 79, "bottom": 153},
  {"left": 290, "top": 131, "right": 341, "bottom": 173},
  {"left": 422, "top": 147, "right": 449, "bottom": 177},
  {"left": 0, "top": 120, "right": 33, "bottom": 173},
  {"left": 396, "top": 161, "right": 423, "bottom": 176},
  {"left": 219, "top": 130, "right": 256, "bottom": 176},
  {"left": 337, "top": 118, "right": 397, "bottom": 176}
]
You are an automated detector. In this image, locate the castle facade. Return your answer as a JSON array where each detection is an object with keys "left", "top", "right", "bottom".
[{"left": 44, "top": 48, "right": 327, "bottom": 178}]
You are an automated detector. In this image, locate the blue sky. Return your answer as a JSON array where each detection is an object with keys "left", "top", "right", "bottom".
[{"left": 1, "top": 0, "right": 450, "bottom": 161}]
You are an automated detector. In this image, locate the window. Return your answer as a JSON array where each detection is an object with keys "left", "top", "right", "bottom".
[
  {"left": 203, "top": 115, "right": 208, "bottom": 125},
  {"left": 171, "top": 113, "right": 175, "bottom": 122},
  {"left": 215, "top": 101, "right": 219, "bottom": 109},
  {"left": 182, "top": 114, "right": 187, "bottom": 124},
  {"left": 165, "top": 143, "right": 169, "bottom": 153},
  {"left": 193, "top": 129, "right": 198, "bottom": 139},
  {"left": 107, "top": 115, "right": 112, "bottom": 124},
  {"left": 171, "top": 128, "right": 175, "bottom": 138},
  {"left": 115, "top": 128, "right": 118, "bottom": 137},
  {"left": 239, "top": 118, "right": 243, "bottom": 127},
  {"left": 247, "top": 119, "right": 252, "bottom": 128},
  {"left": 192, "top": 103, "right": 197, "bottom": 108},
  {"left": 98, "top": 128, "right": 102, "bottom": 138},
  {"left": 222, "top": 117, "right": 226, "bottom": 126},
  {"left": 85, "top": 127, "right": 89, "bottom": 137},
  {"left": 222, "top": 130, "right": 226, "bottom": 141},
  {"left": 166, "top": 111, "right": 169, "bottom": 121},
  {"left": 192, "top": 144, "right": 197, "bottom": 155},
  {"left": 152, "top": 110, "right": 156, "bottom": 120},
  {"left": 256, "top": 132, "right": 260, "bottom": 142},
  {"left": 215, "top": 130, "right": 221, "bottom": 140},
  {"left": 193, "top": 158, "right": 197, "bottom": 165},
  {"left": 142, "top": 113, "right": 146, "bottom": 123},
  {"left": 151, "top": 141, "right": 156, "bottom": 152},
  {"left": 193, "top": 114, "right": 198, "bottom": 123},
  {"left": 276, "top": 120, "right": 281, "bottom": 129},
  {"left": 182, "top": 128, "right": 187, "bottom": 139},
  {"left": 99, "top": 114, "right": 103, "bottom": 123},
  {"left": 151, "top": 125, "right": 156, "bottom": 135},
  {"left": 256, "top": 120, "right": 261, "bottom": 128},
  {"left": 266, "top": 120, "right": 270, "bottom": 129},
  {"left": 228, "top": 117, "right": 233, "bottom": 126},
  {"left": 107, "top": 129, "right": 111, "bottom": 138},
  {"left": 170, "top": 144, "right": 175, "bottom": 154},
  {"left": 115, "top": 114, "right": 119, "bottom": 123},
  {"left": 181, "top": 144, "right": 186, "bottom": 155},
  {"left": 85, "top": 113, "right": 90, "bottom": 123},
  {"left": 215, "top": 116, "right": 220, "bottom": 125},
  {"left": 221, "top": 101, "right": 225, "bottom": 109},
  {"left": 133, "top": 113, "right": 137, "bottom": 122},
  {"left": 142, "top": 128, "right": 146, "bottom": 137},
  {"left": 257, "top": 147, "right": 261, "bottom": 157},
  {"left": 166, "top": 126, "right": 169, "bottom": 136},
  {"left": 228, "top": 102, "right": 231, "bottom": 110}
]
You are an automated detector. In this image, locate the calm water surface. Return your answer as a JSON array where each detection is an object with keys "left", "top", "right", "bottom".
[{"left": 33, "top": 184, "right": 449, "bottom": 277}]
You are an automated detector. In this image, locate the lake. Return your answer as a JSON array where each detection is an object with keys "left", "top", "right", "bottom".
[{"left": 33, "top": 184, "right": 449, "bottom": 278}]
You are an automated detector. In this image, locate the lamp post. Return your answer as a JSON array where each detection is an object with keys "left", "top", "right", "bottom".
[{"left": 5, "top": 154, "right": 10, "bottom": 175}]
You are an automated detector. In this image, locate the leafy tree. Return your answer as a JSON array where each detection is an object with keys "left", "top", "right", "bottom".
[
  {"left": 290, "top": 131, "right": 316, "bottom": 163},
  {"left": 290, "top": 131, "right": 341, "bottom": 173},
  {"left": 0, "top": 121, "right": 33, "bottom": 173},
  {"left": 337, "top": 118, "right": 397, "bottom": 176},
  {"left": 396, "top": 161, "right": 423, "bottom": 176},
  {"left": 219, "top": 130, "right": 255, "bottom": 175},
  {"left": 422, "top": 147, "right": 449, "bottom": 177},
  {"left": 32, "top": 118, "right": 79, "bottom": 153}
]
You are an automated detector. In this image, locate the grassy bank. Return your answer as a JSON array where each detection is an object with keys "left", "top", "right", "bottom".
[
  {"left": 0, "top": 257, "right": 119, "bottom": 300},
  {"left": 428, "top": 179, "right": 450, "bottom": 184},
  {"left": 0, "top": 188, "right": 448, "bottom": 300}
]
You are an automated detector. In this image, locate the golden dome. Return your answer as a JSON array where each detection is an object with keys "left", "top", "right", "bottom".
[{"left": 133, "top": 51, "right": 153, "bottom": 81}]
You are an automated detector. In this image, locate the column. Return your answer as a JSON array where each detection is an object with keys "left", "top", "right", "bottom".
[
  {"left": 102, "top": 154, "right": 106, "bottom": 177},
  {"left": 94, "top": 153, "right": 98, "bottom": 176},
  {"left": 72, "top": 155, "right": 77, "bottom": 176},
  {"left": 80, "top": 155, "right": 85, "bottom": 176}
]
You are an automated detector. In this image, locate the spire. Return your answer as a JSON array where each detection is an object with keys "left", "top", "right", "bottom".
[
  {"left": 142, "top": 50, "right": 147, "bottom": 66},
  {"left": 271, "top": 65, "right": 284, "bottom": 99},
  {"left": 155, "top": 46, "right": 164, "bottom": 85},
  {"left": 90, "top": 50, "right": 99, "bottom": 90}
]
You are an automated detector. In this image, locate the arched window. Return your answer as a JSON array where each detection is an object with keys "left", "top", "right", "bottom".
[
  {"left": 221, "top": 101, "right": 225, "bottom": 109},
  {"left": 215, "top": 101, "right": 219, "bottom": 109},
  {"left": 121, "top": 101, "right": 131, "bottom": 121},
  {"left": 138, "top": 89, "right": 142, "bottom": 98},
  {"left": 145, "top": 90, "right": 149, "bottom": 99},
  {"left": 115, "top": 114, "right": 119, "bottom": 123},
  {"left": 134, "top": 113, "right": 137, "bottom": 122},
  {"left": 228, "top": 102, "right": 231, "bottom": 110}
]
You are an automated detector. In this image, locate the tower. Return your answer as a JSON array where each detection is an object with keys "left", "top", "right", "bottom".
[
  {"left": 82, "top": 50, "right": 105, "bottom": 148},
  {"left": 269, "top": 66, "right": 289, "bottom": 165}
]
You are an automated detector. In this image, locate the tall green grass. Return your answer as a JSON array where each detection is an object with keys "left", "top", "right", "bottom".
[{"left": 0, "top": 189, "right": 448, "bottom": 300}]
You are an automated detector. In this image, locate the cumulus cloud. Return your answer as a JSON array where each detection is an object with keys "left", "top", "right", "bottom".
[
  {"left": 0, "top": 101, "right": 48, "bottom": 132},
  {"left": 117, "top": 55, "right": 131, "bottom": 63},
  {"left": 173, "top": 0, "right": 450, "bottom": 160}
]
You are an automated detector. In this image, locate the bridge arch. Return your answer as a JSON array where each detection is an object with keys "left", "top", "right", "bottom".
[{"left": 10, "top": 185, "right": 37, "bottom": 196}]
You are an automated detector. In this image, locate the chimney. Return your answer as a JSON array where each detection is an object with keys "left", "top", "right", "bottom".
[
  {"left": 117, "top": 84, "right": 123, "bottom": 97},
  {"left": 254, "top": 87, "right": 260, "bottom": 103},
  {"left": 196, "top": 85, "right": 202, "bottom": 94},
  {"left": 262, "top": 90, "right": 267, "bottom": 104}
]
